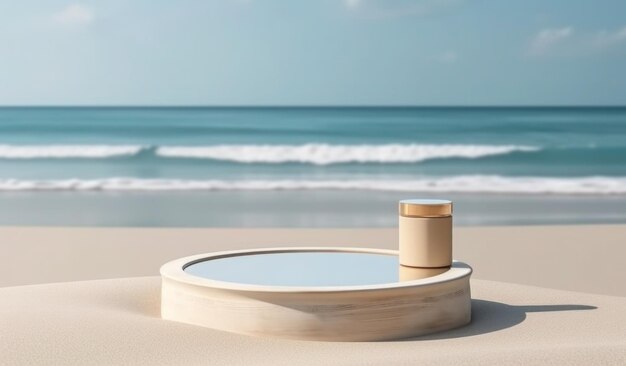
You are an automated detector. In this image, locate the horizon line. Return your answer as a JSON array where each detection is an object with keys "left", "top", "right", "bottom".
[{"left": 1, "top": 105, "right": 625, "bottom": 108}]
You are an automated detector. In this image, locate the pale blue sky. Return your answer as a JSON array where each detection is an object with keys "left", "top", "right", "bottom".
[{"left": 0, "top": 0, "right": 625, "bottom": 105}]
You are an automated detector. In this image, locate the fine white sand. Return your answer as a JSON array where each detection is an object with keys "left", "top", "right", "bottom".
[
  {"left": 1, "top": 225, "right": 625, "bottom": 295},
  {"left": 1, "top": 225, "right": 625, "bottom": 365},
  {"left": 1, "top": 277, "right": 624, "bottom": 365}
]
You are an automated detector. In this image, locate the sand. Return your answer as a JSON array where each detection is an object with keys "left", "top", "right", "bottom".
[
  {"left": 2, "top": 225, "right": 625, "bottom": 295},
  {"left": 1, "top": 277, "right": 625, "bottom": 365},
  {"left": 1, "top": 225, "right": 625, "bottom": 364}
]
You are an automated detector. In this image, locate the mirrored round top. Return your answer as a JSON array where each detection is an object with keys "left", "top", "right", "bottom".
[{"left": 184, "top": 251, "right": 446, "bottom": 287}]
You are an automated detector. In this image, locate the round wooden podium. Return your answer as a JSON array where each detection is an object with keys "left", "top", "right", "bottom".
[{"left": 160, "top": 247, "right": 472, "bottom": 341}]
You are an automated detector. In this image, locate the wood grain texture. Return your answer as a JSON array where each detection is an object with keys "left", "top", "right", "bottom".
[{"left": 161, "top": 248, "right": 472, "bottom": 341}]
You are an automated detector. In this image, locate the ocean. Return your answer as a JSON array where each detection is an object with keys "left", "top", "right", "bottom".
[{"left": 1, "top": 106, "right": 625, "bottom": 227}]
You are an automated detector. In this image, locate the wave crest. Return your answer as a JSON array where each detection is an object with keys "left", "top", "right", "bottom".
[
  {"left": 0, "top": 143, "right": 539, "bottom": 163},
  {"left": 156, "top": 144, "right": 540, "bottom": 165},
  {"left": 0, "top": 176, "right": 624, "bottom": 194},
  {"left": 0, "top": 145, "right": 144, "bottom": 158}
]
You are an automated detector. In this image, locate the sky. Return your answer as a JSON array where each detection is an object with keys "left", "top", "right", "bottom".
[{"left": 0, "top": 0, "right": 625, "bottom": 106}]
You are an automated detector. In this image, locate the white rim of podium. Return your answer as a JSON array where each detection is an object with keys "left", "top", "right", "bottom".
[{"left": 160, "top": 247, "right": 472, "bottom": 293}]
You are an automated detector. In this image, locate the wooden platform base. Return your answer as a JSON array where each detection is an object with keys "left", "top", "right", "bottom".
[{"left": 160, "top": 248, "right": 472, "bottom": 341}]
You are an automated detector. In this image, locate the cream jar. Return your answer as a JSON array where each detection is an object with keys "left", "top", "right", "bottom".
[{"left": 399, "top": 199, "right": 452, "bottom": 268}]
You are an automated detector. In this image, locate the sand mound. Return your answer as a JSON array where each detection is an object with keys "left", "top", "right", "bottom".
[{"left": 0, "top": 277, "right": 624, "bottom": 365}]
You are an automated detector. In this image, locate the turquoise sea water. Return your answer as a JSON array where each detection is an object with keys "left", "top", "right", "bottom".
[{"left": 0, "top": 107, "right": 625, "bottom": 226}]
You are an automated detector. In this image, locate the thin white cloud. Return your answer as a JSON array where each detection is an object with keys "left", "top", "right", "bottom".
[
  {"left": 52, "top": 4, "right": 94, "bottom": 26},
  {"left": 529, "top": 27, "right": 573, "bottom": 55},
  {"left": 594, "top": 26, "right": 626, "bottom": 47}
]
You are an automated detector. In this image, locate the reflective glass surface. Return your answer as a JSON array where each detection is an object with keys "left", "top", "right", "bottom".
[{"left": 184, "top": 251, "right": 445, "bottom": 287}]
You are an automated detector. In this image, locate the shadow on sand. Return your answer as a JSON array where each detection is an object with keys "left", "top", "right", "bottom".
[{"left": 398, "top": 299, "right": 597, "bottom": 341}]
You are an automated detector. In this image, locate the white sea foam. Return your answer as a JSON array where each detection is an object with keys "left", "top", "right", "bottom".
[
  {"left": 0, "top": 145, "right": 144, "bottom": 158},
  {"left": 1, "top": 176, "right": 625, "bottom": 194},
  {"left": 156, "top": 144, "right": 540, "bottom": 165}
]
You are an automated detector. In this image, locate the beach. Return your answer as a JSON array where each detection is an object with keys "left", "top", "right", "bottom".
[
  {"left": 3, "top": 191, "right": 626, "bottom": 227},
  {"left": 1, "top": 225, "right": 625, "bottom": 365},
  {"left": 1, "top": 108, "right": 625, "bottom": 362},
  {"left": 4, "top": 0, "right": 626, "bottom": 363}
]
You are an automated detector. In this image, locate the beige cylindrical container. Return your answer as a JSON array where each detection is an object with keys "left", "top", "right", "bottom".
[{"left": 399, "top": 199, "right": 452, "bottom": 268}]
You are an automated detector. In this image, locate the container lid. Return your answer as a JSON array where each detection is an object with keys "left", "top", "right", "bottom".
[{"left": 399, "top": 199, "right": 452, "bottom": 217}]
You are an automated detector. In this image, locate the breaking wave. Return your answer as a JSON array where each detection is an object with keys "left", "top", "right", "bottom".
[
  {"left": 0, "top": 176, "right": 625, "bottom": 194},
  {"left": 0, "top": 143, "right": 540, "bottom": 163},
  {"left": 0, "top": 145, "right": 144, "bottom": 158},
  {"left": 155, "top": 144, "right": 540, "bottom": 165}
]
